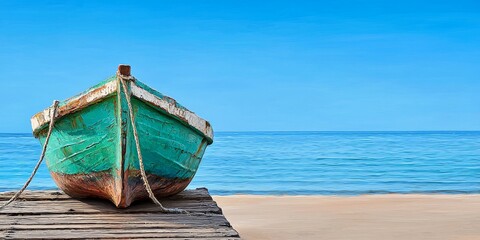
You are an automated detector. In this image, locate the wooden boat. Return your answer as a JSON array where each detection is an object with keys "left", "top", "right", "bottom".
[{"left": 30, "top": 65, "right": 213, "bottom": 208}]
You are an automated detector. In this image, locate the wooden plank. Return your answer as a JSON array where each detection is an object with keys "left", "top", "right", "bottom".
[
  {"left": 0, "top": 200, "right": 221, "bottom": 215},
  {"left": 0, "top": 220, "right": 231, "bottom": 229},
  {"left": 0, "top": 191, "right": 69, "bottom": 201},
  {"left": 0, "top": 212, "right": 230, "bottom": 221},
  {"left": 3, "top": 229, "right": 239, "bottom": 239},
  {"left": 0, "top": 215, "right": 230, "bottom": 230},
  {"left": 0, "top": 223, "right": 235, "bottom": 231},
  {"left": 0, "top": 189, "right": 240, "bottom": 239},
  {"left": 0, "top": 188, "right": 212, "bottom": 201},
  {"left": 120, "top": 238, "right": 240, "bottom": 240}
]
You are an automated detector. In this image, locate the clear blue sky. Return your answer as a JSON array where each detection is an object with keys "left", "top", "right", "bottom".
[{"left": 1, "top": 1, "right": 479, "bottom": 132}]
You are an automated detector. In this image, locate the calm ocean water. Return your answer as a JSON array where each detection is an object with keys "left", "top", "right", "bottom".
[{"left": 0, "top": 132, "right": 479, "bottom": 195}]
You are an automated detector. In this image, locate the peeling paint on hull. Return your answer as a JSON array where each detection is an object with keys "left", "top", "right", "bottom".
[
  {"left": 51, "top": 170, "right": 192, "bottom": 208},
  {"left": 31, "top": 70, "right": 213, "bottom": 208}
]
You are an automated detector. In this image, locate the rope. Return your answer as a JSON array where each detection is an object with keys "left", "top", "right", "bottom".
[
  {"left": 0, "top": 100, "right": 59, "bottom": 210},
  {"left": 117, "top": 73, "right": 187, "bottom": 214}
]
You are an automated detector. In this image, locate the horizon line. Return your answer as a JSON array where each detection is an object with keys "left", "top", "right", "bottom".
[{"left": 2, "top": 130, "right": 480, "bottom": 135}]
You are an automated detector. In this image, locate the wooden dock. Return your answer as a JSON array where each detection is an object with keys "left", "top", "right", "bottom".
[{"left": 0, "top": 188, "right": 240, "bottom": 239}]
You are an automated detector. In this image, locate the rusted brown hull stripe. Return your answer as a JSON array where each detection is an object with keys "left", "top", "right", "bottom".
[{"left": 50, "top": 170, "right": 192, "bottom": 208}]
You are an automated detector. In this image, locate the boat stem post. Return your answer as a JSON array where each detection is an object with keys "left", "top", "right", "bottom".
[{"left": 118, "top": 64, "right": 131, "bottom": 76}]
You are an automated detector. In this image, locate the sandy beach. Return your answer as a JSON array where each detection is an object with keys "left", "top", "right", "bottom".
[{"left": 214, "top": 195, "right": 480, "bottom": 240}]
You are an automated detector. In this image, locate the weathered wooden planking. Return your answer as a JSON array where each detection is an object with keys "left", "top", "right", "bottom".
[
  {"left": 0, "top": 200, "right": 221, "bottom": 215},
  {"left": 0, "top": 188, "right": 240, "bottom": 239},
  {"left": 0, "top": 188, "right": 213, "bottom": 201}
]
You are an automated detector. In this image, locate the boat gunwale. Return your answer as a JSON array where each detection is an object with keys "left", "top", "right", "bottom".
[{"left": 30, "top": 78, "right": 214, "bottom": 143}]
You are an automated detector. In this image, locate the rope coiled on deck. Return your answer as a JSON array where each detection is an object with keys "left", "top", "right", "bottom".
[
  {"left": 0, "top": 100, "right": 59, "bottom": 210},
  {"left": 117, "top": 73, "right": 187, "bottom": 214}
]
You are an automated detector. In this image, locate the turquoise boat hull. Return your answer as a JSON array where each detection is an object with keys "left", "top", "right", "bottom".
[{"left": 31, "top": 67, "right": 213, "bottom": 207}]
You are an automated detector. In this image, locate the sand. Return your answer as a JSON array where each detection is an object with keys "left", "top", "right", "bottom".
[{"left": 214, "top": 195, "right": 480, "bottom": 240}]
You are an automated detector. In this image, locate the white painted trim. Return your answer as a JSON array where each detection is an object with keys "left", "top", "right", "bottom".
[
  {"left": 30, "top": 80, "right": 118, "bottom": 132},
  {"left": 31, "top": 80, "right": 214, "bottom": 142},
  {"left": 130, "top": 82, "right": 214, "bottom": 141}
]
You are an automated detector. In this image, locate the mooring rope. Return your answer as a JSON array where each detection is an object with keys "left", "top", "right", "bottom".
[
  {"left": 0, "top": 100, "right": 59, "bottom": 210},
  {"left": 117, "top": 73, "right": 187, "bottom": 214}
]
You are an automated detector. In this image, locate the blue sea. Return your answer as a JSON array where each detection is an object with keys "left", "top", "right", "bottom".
[{"left": 0, "top": 132, "right": 479, "bottom": 195}]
